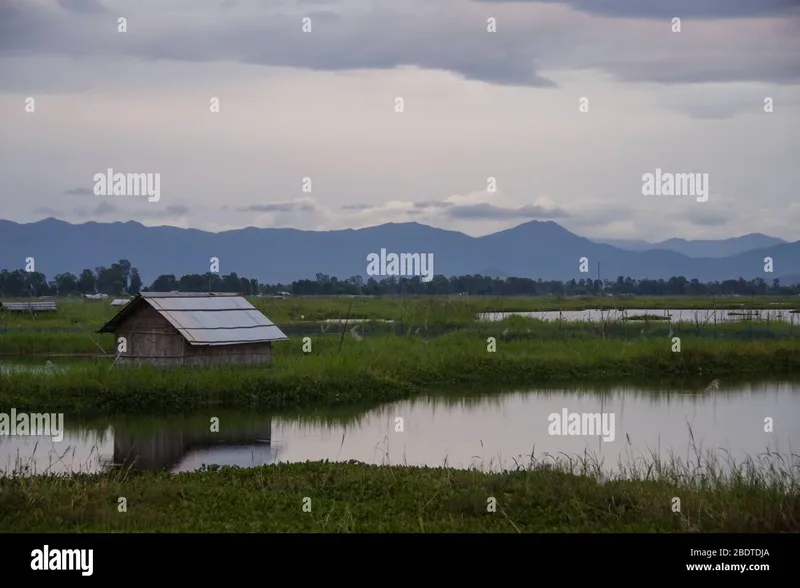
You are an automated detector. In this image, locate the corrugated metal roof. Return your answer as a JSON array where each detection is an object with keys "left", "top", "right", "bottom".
[
  {"left": 154, "top": 309, "right": 268, "bottom": 330},
  {"left": 111, "top": 298, "right": 132, "bottom": 306},
  {"left": 174, "top": 324, "right": 288, "bottom": 345},
  {"left": 141, "top": 292, "right": 240, "bottom": 298},
  {"left": 146, "top": 296, "right": 253, "bottom": 312},
  {"left": 98, "top": 292, "right": 288, "bottom": 346}
]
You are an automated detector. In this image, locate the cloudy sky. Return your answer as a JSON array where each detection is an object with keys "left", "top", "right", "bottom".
[{"left": 1, "top": 0, "right": 798, "bottom": 241}]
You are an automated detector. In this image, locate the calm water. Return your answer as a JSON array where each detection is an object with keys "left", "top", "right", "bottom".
[
  {"left": 2, "top": 380, "right": 798, "bottom": 478},
  {"left": 479, "top": 308, "right": 800, "bottom": 323}
]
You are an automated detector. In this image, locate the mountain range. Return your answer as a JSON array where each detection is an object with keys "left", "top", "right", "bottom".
[
  {"left": 0, "top": 218, "right": 798, "bottom": 285},
  {"left": 596, "top": 234, "right": 786, "bottom": 257}
]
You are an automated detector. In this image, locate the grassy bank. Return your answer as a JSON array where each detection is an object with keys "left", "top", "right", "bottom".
[
  {"left": 1, "top": 458, "right": 797, "bottom": 532},
  {"left": 2, "top": 295, "right": 798, "bottom": 331},
  {"left": 2, "top": 315, "right": 799, "bottom": 356},
  {"left": 2, "top": 333, "right": 799, "bottom": 417}
]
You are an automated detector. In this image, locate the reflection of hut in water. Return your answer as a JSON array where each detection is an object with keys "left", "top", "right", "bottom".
[{"left": 111, "top": 419, "right": 275, "bottom": 471}]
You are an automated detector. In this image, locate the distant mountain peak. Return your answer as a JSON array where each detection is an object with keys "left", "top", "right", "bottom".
[{"left": 0, "top": 217, "right": 797, "bottom": 284}]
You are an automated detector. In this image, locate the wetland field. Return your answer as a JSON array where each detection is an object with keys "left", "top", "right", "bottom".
[{"left": 1, "top": 295, "right": 798, "bottom": 532}]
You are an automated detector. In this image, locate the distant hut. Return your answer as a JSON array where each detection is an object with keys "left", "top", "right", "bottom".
[
  {"left": 0, "top": 300, "right": 57, "bottom": 312},
  {"left": 97, "top": 292, "right": 288, "bottom": 368}
]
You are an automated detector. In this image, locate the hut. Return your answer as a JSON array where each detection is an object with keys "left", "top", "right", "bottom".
[
  {"left": 97, "top": 292, "right": 288, "bottom": 367},
  {"left": 1, "top": 301, "right": 57, "bottom": 312}
]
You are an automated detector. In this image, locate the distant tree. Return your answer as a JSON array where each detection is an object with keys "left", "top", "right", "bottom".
[
  {"left": 151, "top": 274, "right": 177, "bottom": 292},
  {"left": 114, "top": 259, "right": 132, "bottom": 288},
  {"left": 53, "top": 272, "right": 78, "bottom": 296},
  {"left": 76, "top": 269, "right": 96, "bottom": 294},
  {"left": 4, "top": 262, "right": 800, "bottom": 298},
  {"left": 21, "top": 271, "right": 49, "bottom": 297},
  {"left": 0, "top": 269, "right": 27, "bottom": 297},
  {"left": 129, "top": 269, "right": 143, "bottom": 294},
  {"left": 177, "top": 273, "right": 207, "bottom": 291}
]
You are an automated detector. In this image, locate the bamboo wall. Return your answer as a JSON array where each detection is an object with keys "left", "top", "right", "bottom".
[{"left": 113, "top": 304, "right": 273, "bottom": 367}]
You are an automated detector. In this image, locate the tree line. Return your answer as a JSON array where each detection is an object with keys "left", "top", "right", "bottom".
[{"left": 1, "top": 260, "right": 799, "bottom": 297}]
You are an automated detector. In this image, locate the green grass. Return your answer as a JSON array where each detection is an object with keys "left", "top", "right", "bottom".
[
  {"left": 2, "top": 295, "right": 798, "bottom": 331},
  {"left": 2, "top": 314, "right": 798, "bottom": 356},
  {"left": 2, "top": 332, "right": 799, "bottom": 417},
  {"left": 1, "top": 449, "right": 797, "bottom": 532}
]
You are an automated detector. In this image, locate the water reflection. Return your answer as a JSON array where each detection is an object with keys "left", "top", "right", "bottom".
[
  {"left": 113, "top": 420, "right": 275, "bottom": 472},
  {"left": 0, "top": 417, "right": 276, "bottom": 475},
  {"left": 1, "top": 380, "right": 798, "bottom": 480}
]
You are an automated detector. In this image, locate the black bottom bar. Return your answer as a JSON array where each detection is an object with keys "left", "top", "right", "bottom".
[{"left": 1, "top": 533, "right": 790, "bottom": 579}]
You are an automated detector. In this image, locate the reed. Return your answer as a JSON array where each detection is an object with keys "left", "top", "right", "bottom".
[
  {"left": 1, "top": 436, "right": 797, "bottom": 532},
  {"left": 2, "top": 333, "right": 799, "bottom": 417},
  {"left": 1, "top": 315, "right": 797, "bottom": 356}
]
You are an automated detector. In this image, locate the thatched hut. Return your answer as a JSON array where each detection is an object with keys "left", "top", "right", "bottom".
[{"left": 97, "top": 292, "right": 288, "bottom": 367}]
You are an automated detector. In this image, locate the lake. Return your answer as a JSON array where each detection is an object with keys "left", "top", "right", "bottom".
[
  {"left": 314, "top": 308, "right": 800, "bottom": 325},
  {"left": 478, "top": 308, "right": 800, "bottom": 323},
  {"left": 2, "top": 380, "right": 798, "bottom": 480}
]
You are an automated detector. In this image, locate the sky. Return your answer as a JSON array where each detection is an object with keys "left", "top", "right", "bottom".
[{"left": 1, "top": 0, "right": 799, "bottom": 242}]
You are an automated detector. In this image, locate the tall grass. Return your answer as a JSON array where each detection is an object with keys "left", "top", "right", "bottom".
[
  {"left": 1, "top": 433, "right": 797, "bottom": 531},
  {"left": 2, "top": 315, "right": 797, "bottom": 356},
  {"left": 1, "top": 333, "right": 799, "bottom": 417}
]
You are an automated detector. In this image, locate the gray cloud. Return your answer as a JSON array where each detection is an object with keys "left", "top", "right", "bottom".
[
  {"left": 33, "top": 206, "right": 63, "bottom": 216},
  {"left": 239, "top": 202, "right": 315, "bottom": 212},
  {"left": 681, "top": 104, "right": 755, "bottom": 121},
  {"left": 446, "top": 203, "right": 569, "bottom": 220},
  {"left": 94, "top": 201, "right": 116, "bottom": 215},
  {"left": 0, "top": 2, "right": 557, "bottom": 88},
  {"left": 474, "top": 0, "right": 800, "bottom": 19},
  {"left": 308, "top": 11, "right": 340, "bottom": 23},
  {"left": 565, "top": 204, "right": 636, "bottom": 226},
  {"left": 57, "top": 0, "right": 109, "bottom": 14},
  {"left": 132, "top": 204, "right": 191, "bottom": 218},
  {"left": 64, "top": 187, "right": 93, "bottom": 196},
  {"left": 74, "top": 202, "right": 117, "bottom": 217},
  {"left": 681, "top": 208, "right": 735, "bottom": 227},
  {"left": 72, "top": 202, "right": 191, "bottom": 219},
  {"left": 595, "top": 59, "right": 800, "bottom": 87},
  {"left": 686, "top": 215, "right": 730, "bottom": 227},
  {"left": 163, "top": 205, "right": 190, "bottom": 215},
  {"left": 414, "top": 200, "right": 454, "bottom": 209},
  {"left": 0, "top": 1, "right": 70, "bottom": 56},
  {"left": 1, "top": 0, "right": 797, "bottom": 90},
  {"left": 1, "top": 0, "right": 798, "bottom": 243}
]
